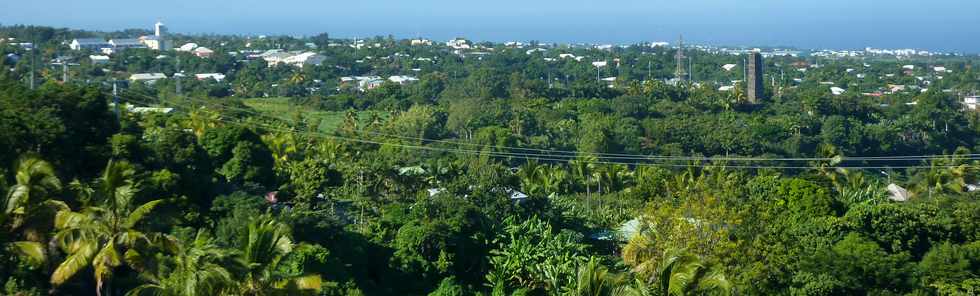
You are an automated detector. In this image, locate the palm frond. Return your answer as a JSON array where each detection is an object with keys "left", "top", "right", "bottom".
[
  {"left": 124, "top": 199, "right": 164, "bottom": 229},
  {"left": 10, "top": 241, "right": 47, "bottom": 266},
  {"left": 51, "top": 241, "right": 97, "bottom": 285}
]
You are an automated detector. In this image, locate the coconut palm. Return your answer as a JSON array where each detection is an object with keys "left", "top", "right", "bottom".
[
  {"left": 563, "top": 257, "right": 622, "bottom": 296},
  {"left": 653, "top": 249, "right": 732, "bottom": 296},
  {"left": 127, "top": 231, "right": 244, "bottom": 296},
  {"left": 49, "top": 160, "right": 168, "bottom": 296},
  {"left": 4, "top": 156, "right": 67, "bottom": 235},
  {"left": 238, "top": 215, "right": 322, "bottom": 295},
  {"left": 4, "top": 156, "right": 69, "bottom": 271},
  {"left": 186, "top": 109, "right": 222, "bottom": 139},
  {"left": 908, "top": 152, "right": 976, "bottom": 197}
]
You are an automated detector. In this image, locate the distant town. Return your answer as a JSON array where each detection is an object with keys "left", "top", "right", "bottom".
[{"left": 2, "top": 21, "right": 975, "bottom": 112}]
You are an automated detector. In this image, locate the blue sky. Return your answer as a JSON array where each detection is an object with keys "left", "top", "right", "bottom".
[{"left": 2, "top": 0, "right": 978, "bottom": 52}]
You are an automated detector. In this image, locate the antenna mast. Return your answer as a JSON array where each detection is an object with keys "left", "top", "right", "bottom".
[{"left": 674, "top": 35, "right": 687, "bottom": 81}]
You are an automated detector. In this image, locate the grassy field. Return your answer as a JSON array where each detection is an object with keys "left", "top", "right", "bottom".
[{"left": 242, "top": 97, "right": 386, "bottom": 132}]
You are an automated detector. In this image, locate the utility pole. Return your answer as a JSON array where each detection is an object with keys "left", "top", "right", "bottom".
[
  {"left": 113, "top": 81, "right": 120, "bottom": 120},
  {"left": 647, "top": 60, "right": 652, "bottom": 80},
  {"left": 175, "top": 56, "right": 182, "bottom": 96},
  {"left": 29, "top": 39, "right": 36, "bottom": 90}
]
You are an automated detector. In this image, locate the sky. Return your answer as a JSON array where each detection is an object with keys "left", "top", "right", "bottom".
[{"left": 2, "top": 0, "right": 979, "bottom": 53}]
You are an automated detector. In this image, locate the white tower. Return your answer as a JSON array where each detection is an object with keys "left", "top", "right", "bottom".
[{"left": 155, "top": 21, "right": 167, "bottom": 37}]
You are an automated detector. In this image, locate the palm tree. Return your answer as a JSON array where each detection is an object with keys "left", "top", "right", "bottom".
[
  {"left": 564, "top": 257, "right": 621, "bottom": 296},
  {"left": 4, "top": 156, "right": 66, "bottom": 236},
  {"left": 614, "top": 278, "right": 655, "bottom": 296},
  {"left": 653, "top": 249, "right": 732, "bottom": 296},
  {"left": 238, "top": 215, "right": 321, "bottom": 295},
  {"left": 261, "top": 132, "right": 298, "bottom": 174},
  {"left": 4, "top": 156, "right": 69, "bottom": 272},
  {"left": 186, "top": 109, "right": 222, "bottom": 139},
  {"left": 50, "top": 160, "right": 167, "bottom": 296},
  {"left": 289, "top": 72, "right": 306, "bottom": 85},
  {"left": 908, "top": 152, "right": 976, "bottom": 197},
  {"left": 127, "top": 231, "right": 244, "bottom": 296}
]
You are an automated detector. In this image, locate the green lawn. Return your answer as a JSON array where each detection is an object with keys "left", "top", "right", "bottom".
[{"left": 242, "top": 97, "right": 386, "bottom": 132}]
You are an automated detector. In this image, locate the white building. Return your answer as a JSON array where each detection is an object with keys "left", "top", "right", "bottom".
[
  {"left": 195, "top": 73, "right": 226, "bottom": 82},
  {"left": 129, "top": 73, "right": 167, "bottom": 83},
  {"left": 70, "top": 38, "right": 110, "bottom": 51},
  {"left": 965, "top": 96, "right": 980, "bottom": 110},
  {"left": 109, "top": 39, "right": 146, "bottom": 50},
  {"left": 831, "top": 87, "right": 846, "bottom": 96},
  {"left": 193, "top": 47, "right": 214, "bottom": 58},
  {"left": 264, "top": 52, "right": 325, "bottom": 68},
  {"left": 140, "top": 21, "right": 171, "bottom": 50},
  {"left": 410, "top": 39, "right": 432, "bottom": 46},
  {"left": 89, "top": 55, "right": 110, "bottom": 65},
  {"left": 446, "top": 38, "right": 471, "bottom": 49},
  {"left": 388, "top": 75, "right": 419, "bottom": 85},
  {"left": 177, "top": 43, "right": 199, "bottom": 52}
]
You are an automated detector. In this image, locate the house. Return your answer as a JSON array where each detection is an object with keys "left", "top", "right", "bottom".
[
  {"left": 446, "top": 38, "right": 470, "bottom": 49},
  {"left": 831, "top": 87, "right": 846, "bottom": 96},
  {"left": 902, "top": 65, "right": 915, "bottom": 70},
  {"left": 965, "top": 96, "right": 980, "bottom": 110},
  {"left": 722, "top": 64, "right": 737, "bottom": 71},
  {"left": 359, "top": 77, "right": 384, "bottom": 90},
  {"left": 281, "top": 52, "right": 325, "bottom": 68},
  {"left": 340, "top": 76, "right": 385, "bottom": 91},
  {"left": 129, "top": 73, "right": 167, "bottom": 83},
  {"left": 89, "top": 55, "right": 110, "bottom": 65},
  {"left": 718, "top": 85, "right": 735, "bottom": 92},
  {"left": 410, "top": 39, "right": 432, "bottom": 46},
  {"left": 193, "top": 47, "right": 214, "bottom": 58},
  {"left": 109, "top": 39, "right": 146, "bottom": 50},
  {"left": 176, "top": 43, "right": 199, "bottom": 52},
  {"left": 388, "top": 75, "right": 419, "bottom": 85},
  {"left": 131, "top": 107, "right": 174, "bottom": 114},
  {"left": 70, "top": 38, "right": 110, "bottom": 51},
  {"left": 934, "top": 66, "right": 948, "bottom": 72},
  {"left": 195, "top": 73, "right": 226, "bottom": 82},
  {"left": 525, "top": 48, "right": 547, "bottom": 55}
]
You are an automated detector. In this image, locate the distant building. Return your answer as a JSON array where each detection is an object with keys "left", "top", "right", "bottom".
[
  {"left": 446, "top": 38, "right": 470, "bottom": 49},
  {"left": 89, "top": 55, "right": 110, "bottom": 65},
  {"left": 965, "top": 96, "right": 980, "bottom": 110},
  {"left": 195, "top": 73, "right": 226, "bottom": 82},
  {"left": 193, "top": 47, "right": 214, "bottom": 58},
  {"left": 746, "top": 52, "right": 764, "bottom": 103},
  {"left": 140, "top": 21, "right": 171, "bottom": 50},
  {"left": 109, "top": 39, "right": 147, "bottom": 50},
  {"left": 129, "top": 73, "right": 167, "bottom": 84},
  {"left": 831, "top": 87, "right": 846, "bottom": 96},
  {"left": 388, "top": 75, "right": 419, "bottom": 85},
  {"left": 264, "top": 51, "right": 325, "bottom": 68},
  {"left": 410, "top": 39, "right": 432, "bottom": 46},
  {"left": 176, "top": 43, "right": 199, "bottom": 52},
  {"left": 70, "top": 38, "right": 110, "bottom": 51}
]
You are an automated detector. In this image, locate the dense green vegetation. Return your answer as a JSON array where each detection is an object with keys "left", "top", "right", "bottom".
[{"left": 2, "top": 25, "right": 980, "bottom": 295}]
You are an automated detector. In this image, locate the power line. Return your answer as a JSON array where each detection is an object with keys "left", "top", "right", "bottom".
[
  {"left": 140, "top": 93, "right": 980, "bottom": 164},
  {"left": 118, "top": 95, "right": 977, "bottom": 170}
]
